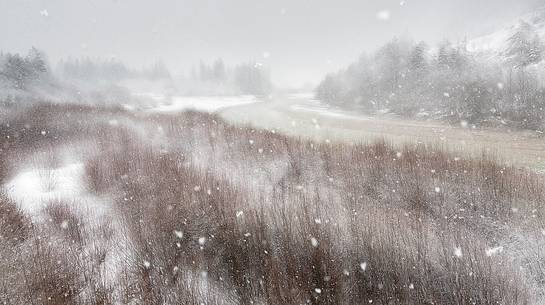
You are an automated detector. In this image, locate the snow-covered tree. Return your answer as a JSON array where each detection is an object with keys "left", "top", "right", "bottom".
[
  {"left": 409, "top": 41, "right": 429, "bottom": 73},
  {"left": 315, "top": 74, "right": 342, "bottom": 102},
  {"left": 234, "top": 62, "right": 272, "bottom": 96},
  {"left": 505, "top": 21, "right": 543, "bottom": 69},
  {"left": 0, "top": 48, "right": 48, "bottom": 90}
]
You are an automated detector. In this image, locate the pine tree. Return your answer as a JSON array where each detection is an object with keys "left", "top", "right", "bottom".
[
  {"left": 505, "top": 21, "right": 543, "bottom": 68},
  {"left": 409, "top": 42, "right": 428, "bottom": 72}
]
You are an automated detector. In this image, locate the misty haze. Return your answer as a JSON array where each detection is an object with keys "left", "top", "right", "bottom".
[{"left": 2, "top": 0, "right": 545, "bottom": 304}]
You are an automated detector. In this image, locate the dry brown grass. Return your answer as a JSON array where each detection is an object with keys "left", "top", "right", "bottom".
[{"left": 1, "top": 104, "right": 544, "bottom": 304}]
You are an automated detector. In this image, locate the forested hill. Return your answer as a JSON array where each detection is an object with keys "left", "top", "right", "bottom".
[{"left": 316, "top": 7, "right": 545, "bottom": 131}]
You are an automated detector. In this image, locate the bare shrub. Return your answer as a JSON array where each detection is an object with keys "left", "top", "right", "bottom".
[{"left": 1, "top": 105, "right": 541, "bottom": 304}]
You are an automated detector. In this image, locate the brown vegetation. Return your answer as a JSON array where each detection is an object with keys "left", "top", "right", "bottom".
[{"left": 1, "top": 103, "right": 544, "bottom": 304}]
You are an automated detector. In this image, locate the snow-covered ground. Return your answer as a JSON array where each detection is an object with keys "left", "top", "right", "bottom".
[
  {"left": 288, "top": 97, "right": 369, "bottom": 120},
  {"left": 3, "top": 148, "right": 130, "bottom": 295},
  {"left": 220, "top": 94, "right": 545, "bottom": 170},
  {"left": 139, "top": 94, "right": 261, "bottom": 113},
  {"left": 4, "top": 162, "right": 85, "bottom": 215},
  {"left": 467, "top": 6, "right": 545, "bottom": 62}
]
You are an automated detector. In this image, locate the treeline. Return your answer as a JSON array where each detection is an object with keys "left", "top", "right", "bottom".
[
  {"left": 57, "top": 58, "right": 171, "bottom": 81},
  {"left": 0, "top": 48, "right": 50, "bottom": 90},
  {"left": 0, "top": 48, "right": 273, "bottom": 99},
  {"left": 316, "top": 21, "right": 545, "bottom": 130},
  {"left": 189, "top": 59, "right": 272, "bottom": 96}
]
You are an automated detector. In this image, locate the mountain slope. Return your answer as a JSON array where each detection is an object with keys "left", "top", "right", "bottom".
[{"left": 467, "top": 7, "right": 545, "bottom": 64}]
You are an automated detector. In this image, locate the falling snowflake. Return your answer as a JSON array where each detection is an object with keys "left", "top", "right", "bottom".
[
  {"left": 310, "top": 237, "right": 319, "bottom": 247},
  {"left": 360, "top": 262, "right": 367, "bottom": 271},
  {"left": 376, "top": 10, "right": 391, "bottom": 21},
  {"left": 314, "top": 288, "right": 322, "bottom": 294},
  {"left": 454, "top": 247, "right": 463, "bottom": 258},
  {"left": 198, "top": 237, "right": 207, "bottom": 245},
  {"left": 174, "top": 230, "right": 184, "bottom": 239},
  {"left": 40, "top": 9, "right": 49, "bottom": 17}
]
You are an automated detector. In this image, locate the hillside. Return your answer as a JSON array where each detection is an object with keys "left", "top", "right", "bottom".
[
  {"left": 467, "top": 7, "right": 545, "bottom": 64},
  {"left": 315, "top": 6, "right": 545, "bottom": 131}
]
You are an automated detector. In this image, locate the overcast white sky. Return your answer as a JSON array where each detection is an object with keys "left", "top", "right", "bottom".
[{"left": 1, "top": 0, "right": 543, "bottom": 87}]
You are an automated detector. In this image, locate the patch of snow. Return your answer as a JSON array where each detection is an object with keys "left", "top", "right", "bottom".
[
  {"left": 290, "top": 100, "right": 370, "bottom": 120},
  {"left": 4, "top": 162, "right": 85, "bottom": 214},
  {"left": 145, "top": 95, "right": 260, "bottom": 113},
  {"left": 486, "top": 246, "right": 504, "bottom": 256},
  {"left": 454, "top": 247, "right": 463, "bottom": 258}
]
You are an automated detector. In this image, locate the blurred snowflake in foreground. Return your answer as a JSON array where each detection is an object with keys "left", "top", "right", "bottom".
[{"left": 376, "top": 10, "right": 391, "bottom": 21}]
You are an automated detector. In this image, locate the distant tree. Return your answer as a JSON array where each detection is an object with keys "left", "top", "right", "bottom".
[
  {"left": 505, "top": 21, "right": 543, "bottom": 107},
  {"left": 505, "top": 21, "right": 543, "bottom": 69},
  {"left": 0, "top": 48, "right": 48, "bottom": 90},
  {"left": 26, "top": 47, "right": 47, "bottom": 74},
  {"left": 375, "top": 38, "right": 411, "bottom": 93},
  {"left": 436, "top": 41, "right": 468, "bottom": 71},
  {"left": 146, "top": 61, "right": 171, "bottom": 80},
  {"left": 437, "top": 41, "right": 452, "bottom": 68},
  {"left": 457, "top": 79, "right": 491, "bottom": 123},
  {"left": 315, "top": 74, "right": 342, "bottom": 102},
  {"left": 409, "top": 41, "right": 429, "bottom": 73},
  {"left": 212, "top": 59, "right": 226, "bottom": 82},
  {"left": 1, "top": 54, "right": 28, "bottom": 89},
  {"left": 234, "top": 62, "right": 272, "bottom": 96},
  {"left": 199, "top": 60, "right": 211, "bottom": 82}
]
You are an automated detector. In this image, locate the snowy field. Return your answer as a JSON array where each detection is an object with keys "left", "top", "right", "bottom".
[
  {"left": 1, "top": 96, "right": 545, "bottom": 304},
  {"left": 135, "top": 93, "right": 261, "bottom": 113},
  {"left": 221, "top": 94, "right": 545, "bottom": 172}
]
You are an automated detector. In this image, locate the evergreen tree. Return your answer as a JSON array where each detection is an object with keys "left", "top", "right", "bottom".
[
  {"left": 505, "top": 21, "right": 543, "bottom": 68},
  {"left": 409, "top": 41, "right": 428, "bottom": 72}
]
